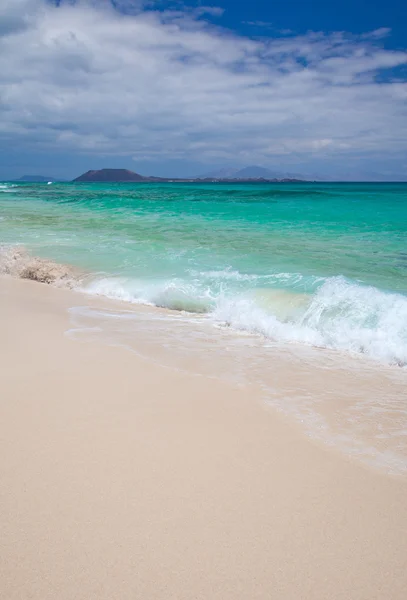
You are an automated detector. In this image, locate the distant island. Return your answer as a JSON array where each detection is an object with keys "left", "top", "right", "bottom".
[
  {"left": 74, "top": 169, "right": 154, "bottom": 183},
  {"left": 73, "top": 168, "right": 305, "bottom": 183}
]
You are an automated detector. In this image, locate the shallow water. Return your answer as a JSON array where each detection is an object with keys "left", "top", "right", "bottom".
[{"left": 1, "top": 180, "right": 407, "bottom": 365}]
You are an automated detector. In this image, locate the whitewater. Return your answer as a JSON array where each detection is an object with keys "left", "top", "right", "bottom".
[{"left": 0, "top": 180, "right": 407, "bottom": 367}]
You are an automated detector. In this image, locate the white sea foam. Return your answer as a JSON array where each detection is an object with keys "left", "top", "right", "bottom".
[
  {"left": 1, "top": 245, "right": 406, "bottom": 367},
  {"left": 187, "top": 268, "right": 260, "bottom": 281},
  {"left": 83, "top": 276, "right": 215, "bottom": 312},
  {"left": 0, "top": 183, "right": 18, "bottom": 192},
  {"left": 187, "top": 268, "right": 317, "bottom": 286},
  {"left": 83, "top": 277, "right": 150, "bottom": 304},
  {"left": 213, "top": 277, "right": 407, "bottom": 366},
  {"left": 82, "top": 273, "right": 407, "bottom": 366}
]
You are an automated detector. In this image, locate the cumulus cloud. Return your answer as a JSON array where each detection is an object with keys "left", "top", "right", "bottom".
[{"left": 0, "top": 0, "right": 406, "bottom": 174}]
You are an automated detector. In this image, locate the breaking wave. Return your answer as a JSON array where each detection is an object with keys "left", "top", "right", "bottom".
[
  {"left": 212, "top": 278, "right": 407, "bottom": 366},
  {"left": 81, "top": 272, "right": 407, "bottom": 367},
  {"left": 1, "top": 246, "right": 406, "bottom": 366}
]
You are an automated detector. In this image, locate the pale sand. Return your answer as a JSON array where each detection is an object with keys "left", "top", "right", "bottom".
[{"left": 1, "top": 276, "right": 407, "bottom": 600}]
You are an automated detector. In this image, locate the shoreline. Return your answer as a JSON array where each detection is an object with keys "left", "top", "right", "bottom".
[
  {"left": 1, "top": 275, "right": 407, "bottom": 599},
  {"left": 1, "top": 244, "right": 407, "bottom": 369},
  {"left": 2, "top": 264, "right": 407, "bottom": 474}
]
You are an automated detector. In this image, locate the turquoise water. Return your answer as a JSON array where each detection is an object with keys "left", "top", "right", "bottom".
[{"left": 1, "top": 181, "right": 407, "bottom": 365}]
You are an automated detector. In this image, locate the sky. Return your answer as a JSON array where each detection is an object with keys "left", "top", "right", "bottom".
[{"left": 0, "top": 0, "right": 406, "bottom": 180}]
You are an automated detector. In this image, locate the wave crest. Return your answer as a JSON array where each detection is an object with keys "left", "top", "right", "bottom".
[
  {"left": 213, "top": 277, "right": 407, "bottom": 366},
  {"left": 1, "top": 246, "right": 406, "bottom": 366}
]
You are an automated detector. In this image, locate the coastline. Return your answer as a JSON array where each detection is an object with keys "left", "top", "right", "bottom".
[
  {"left": 2, "top": 180, "right": 407, "bottom": 368},
  {"left": 1, "top": 275, "right": 407, "bottom": 599}
]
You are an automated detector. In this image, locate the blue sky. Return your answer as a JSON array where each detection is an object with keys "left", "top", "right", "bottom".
[
  {"left": 0, "top": 0, "right": 406, "bottom": 180},
  {"left": 154, "top": 0, "right": 407, "bottom": 49}
]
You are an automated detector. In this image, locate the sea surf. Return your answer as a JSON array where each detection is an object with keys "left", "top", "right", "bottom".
[{"left": 1, "top": 180, "right": 406, "bottom": 366}]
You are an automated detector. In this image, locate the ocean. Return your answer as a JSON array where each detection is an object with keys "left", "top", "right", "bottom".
[
  {"left": 1, "top": 180, "right": 407, "bottom": 473},
  {"left": 1, "top": 180, "right": 407, "bottom": 365}
]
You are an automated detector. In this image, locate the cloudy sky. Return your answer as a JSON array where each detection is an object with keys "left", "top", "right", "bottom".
[{"left": 1, "top": 0, "right": 406, "bottom": 180}]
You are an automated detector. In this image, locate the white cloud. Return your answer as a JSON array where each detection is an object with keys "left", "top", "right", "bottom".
[{"left": 0, "top": 0, "right": 406, "bottom": 175}]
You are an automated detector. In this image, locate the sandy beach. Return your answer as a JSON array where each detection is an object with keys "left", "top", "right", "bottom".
[{"left": 1, "top": 275, "right": 407, "bottom": 600}]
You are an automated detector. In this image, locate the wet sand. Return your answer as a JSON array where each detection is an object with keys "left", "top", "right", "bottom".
[{"left": 1, "top": 276, "right": 407, "bottom": 599}]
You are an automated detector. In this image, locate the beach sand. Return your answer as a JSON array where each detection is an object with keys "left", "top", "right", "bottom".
[{"left": 1, "top": 276, "right": 407, "bottom": 599}]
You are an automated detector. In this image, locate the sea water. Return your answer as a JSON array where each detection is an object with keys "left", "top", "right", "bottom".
[{"left": 1, "top": 181, "right": 406, "bottom": 366}]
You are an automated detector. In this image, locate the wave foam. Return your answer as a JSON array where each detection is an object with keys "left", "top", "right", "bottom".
[
  {"left": 0, "top": 183, "right": 18, "bottom": 192},
  {"left": 2, "top": 246, "right": 406, "bottom": 366},
  {"left": 83, "top": 276, "right": 214, "bottom": 313},
  {"left": 213, "top": 277, "right": 407, "bottom": 366},
  {"left": 82, "top": 273, "right": 407, "bottom": 366}
]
